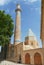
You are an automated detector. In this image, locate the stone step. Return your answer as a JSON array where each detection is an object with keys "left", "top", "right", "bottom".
[{"left": 0, "top": 60, "right": 25, "bottom": 65}]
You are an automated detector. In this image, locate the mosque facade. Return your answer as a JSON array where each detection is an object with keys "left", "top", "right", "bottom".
[{"left": 0, "top": 0, "right": 44, "bottom": 65}]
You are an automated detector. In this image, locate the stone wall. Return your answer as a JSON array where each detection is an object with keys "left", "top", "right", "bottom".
[{"left": 21, "top": 48, "right": 44, "bottom": 65}]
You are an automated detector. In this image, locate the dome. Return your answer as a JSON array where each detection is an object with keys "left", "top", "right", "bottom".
[
  {"left": 27, "top": 29, "right": 37, "bottom": 41},
  {"left": 28, "top": 29, "right": 35, "bottom": 36}
]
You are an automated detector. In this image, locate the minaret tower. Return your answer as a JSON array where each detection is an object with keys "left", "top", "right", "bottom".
[
  {"left": 40, "top": 0, "right": 44, "bottom": 48},
  {"left": 14, "top": 4, "right": 21, "bottom": 45}
]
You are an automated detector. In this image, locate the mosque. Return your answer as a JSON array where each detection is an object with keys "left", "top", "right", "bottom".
[{"left": 0, "top": 0, "right": 44, "bottom": 65}]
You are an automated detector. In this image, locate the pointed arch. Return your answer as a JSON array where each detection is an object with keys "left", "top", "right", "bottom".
[
  {"left": 34, "top": 52, "right": 42, "bottom": 65},
  {"left": 25, "top": 53, "right": 30, "bottom": 64}
]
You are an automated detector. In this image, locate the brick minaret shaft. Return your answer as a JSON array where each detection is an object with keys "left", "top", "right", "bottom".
[
  {"left": 41, "top": 0, "right": 44, "bottom": 48},
  {"left": 14, "top": 4, "right": 21, "bottom": 45}
]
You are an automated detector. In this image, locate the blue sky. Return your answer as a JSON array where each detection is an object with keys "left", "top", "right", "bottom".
[{"left": 0, "top": 0, "right": 42, "bottom": 49}]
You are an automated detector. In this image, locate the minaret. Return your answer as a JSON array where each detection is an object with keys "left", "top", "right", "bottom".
[
  {"left": 40, "top": 0, "right": 44, "bottom": 48},
  {"left": 14, "top": 4, "right": 21, "bottom": 45}
]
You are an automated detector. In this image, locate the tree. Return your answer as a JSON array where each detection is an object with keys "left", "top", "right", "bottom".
[{"left": 0, "top": 10, "right": 14, "bottom": 46}]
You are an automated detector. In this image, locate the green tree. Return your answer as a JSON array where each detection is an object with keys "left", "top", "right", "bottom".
[{"left": 0, "top": 10, "right": 14, "bottom": 46}]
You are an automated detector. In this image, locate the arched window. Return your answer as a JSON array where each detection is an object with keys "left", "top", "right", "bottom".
[
  {"left": 34, "top": 52, "right": 42, "bottom": 65},
  {"left": 25, "top": 53, "right": 30, "bottom": 64}
]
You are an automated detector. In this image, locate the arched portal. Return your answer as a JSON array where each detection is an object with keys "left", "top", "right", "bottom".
[
  {"left": 25, "top": 53, "right": 30, "bottom": 64},
  {"left": 34, "top": 52, "right": 42, "bottom": 65}
]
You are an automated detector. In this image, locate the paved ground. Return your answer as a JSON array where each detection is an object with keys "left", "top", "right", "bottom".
[{"left": 0, "top": 60, "right": 25, "bottom": 65}]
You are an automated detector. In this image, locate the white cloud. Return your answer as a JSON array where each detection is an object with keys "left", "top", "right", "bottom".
[
  {"left": 24, "top": 0, "right": 41, "bottom": 5},
  {"left": 22, "top": 0, "right": 40, "bottom": 3},
  {"left": 0, "top": 0, "right": 41, "bottom": 6},
  {"left": 0, "top": 0, "right": 12, "bottom": 6},
  {"left": 28, "top": 0, "right": 38, "bottom": 3}
]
